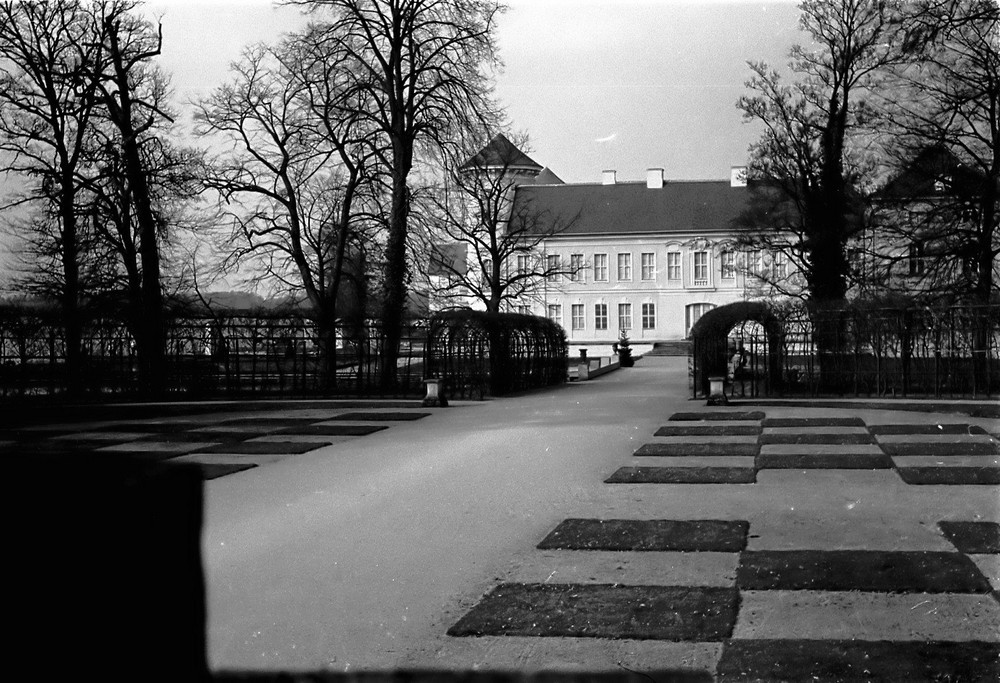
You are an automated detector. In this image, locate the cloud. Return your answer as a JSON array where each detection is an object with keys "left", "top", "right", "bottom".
[{"left": 594, "top": 132, "right": 618, "bottom": 144}]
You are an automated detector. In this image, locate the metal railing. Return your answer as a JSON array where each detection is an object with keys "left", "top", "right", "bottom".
[
  {"left": 692, "top": 304, "right": 999, "bottom": 399},
  {"left": 0, "top": 307, "right": 428, "bottom": 400}
]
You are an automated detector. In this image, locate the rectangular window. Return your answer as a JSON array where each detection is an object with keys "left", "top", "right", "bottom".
[
  {"left": 640, "top": 252, "right": 655, "bottom": 280},
  {"left": 546, "top": 254, "right": 561, "bottom": 282},
  {"left": 516, "top": 254, "right": 529, "bottom": 275},
  {"left": 693, "top": 251, "right": 709, "bottom": 285},
  {"left": 570, "top": 253, "right": 584, "bottom": 282},
  {"left": 641, "top": 303, "right": 656, "bottom": 330},
  {"left": 593, "top": 253, "right": 608, "bottom": 281},
  {"left": 516, "top": 305, "right": 531, "bottom": 315},
  {"left": 686, "top": 303, "right": 715, "bottom": 336},
  {"left": 594, "top": 303, "right": 608, "bottom": 330},
  {"left": 721, "top": 250, "right": 736, "bottom": 279},
  {"left": 617, "top": 253, "right": 632, "bottom": 281},
  {"left": 749, "top": 250, "right": 764, "bottom": 277},
  {"left": 482, "top": 258, "right": 493, "bottom": 287},
  {"left": 547, "top": 304, "right": 562, "bottom": 324},
  {"left": 667, "top": 252, "right": 681, "bottom": 281},
  {"left": 618, "top": 303, "right": 632, "bottom": 330},
  {"left": 908, "top": 242, "right": 925, "bottom": 276},
  {"left": 772, "top": 252, "right": 787, "bottom": 279},
  {"left": 571, "top": 304, "right": 584, "bottom": 330}
]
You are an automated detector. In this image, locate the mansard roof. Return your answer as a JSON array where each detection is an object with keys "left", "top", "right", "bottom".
[
  {"left": 461, "top": 133, "right": 543, "bottom": 173},
  {"left": 511, "top": 179, "right": 751, "bottom": 236}
]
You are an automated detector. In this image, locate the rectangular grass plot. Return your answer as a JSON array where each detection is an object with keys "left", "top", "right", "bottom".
[
  {"left": 759, "top": 433, "right": 874, "bottom": 445},
  {"left": 605, "top": 466, "right": 756, "bottom": 484},
  {"left": 756, "top": 453, "right": 893, "bottom": 469},
  {"left": 869, "top": 423, "right": 987, "bottom": 435},
  {"left": 329, "top": 412, "right": 431, "bottom": 421},
  {"left": 882, "top": 442, "right": 999, "bottom": 456},
  {"left": 276, "top": 424, "right": 387, "bottom": 437},
  {"left": 761, "top": 417, "right": 865, "bottom": 428},
  {"left": 192, "top": 440, "right": 331, "bottom": 455},
  {"left": 939, "top": 521, "right": 1000, "bottom": 554},
  {"left": 736, "top": 550, "right": 992, "bottom": 593},
  {"left": 668, "top": 411, "right": 764, "bottom": 421},
  {"left": 219, "top": 417, "right": 322, "bottom": 427},
  {"left": 635, "top": 443, "right": 759, "bottom": 457},
  {"left": 538, "top": 518, "right": 749, "bottom": 552},
  {"left": 897, "top": 467, "right": 1000, "bottom": 485},
  {"left": 196, "top": 463, "right": 258, "bottom": 480},
  {"left": 654, "top": 425, "right": 761, "bottom": 437},
  {"left": 716, "top": 640, "right": 1000, "bottom": 683},
  {"left": 447, "top": 583, "right": 739, "bottom": 641}
]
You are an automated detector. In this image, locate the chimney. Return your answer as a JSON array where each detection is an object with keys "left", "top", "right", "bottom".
[
  {"left": 731, "top": 166, "right": 748, "bottom": 187},
  {"left": 646, "top": 168, "right": 664, "bottom": 189},
  {"left": 602, "top": 169, "right": 617, "bottom": 185}
]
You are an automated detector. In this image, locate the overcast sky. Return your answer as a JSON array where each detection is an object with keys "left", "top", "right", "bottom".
[{"left": 149, "top": 0, "right": 805, "bottom": 183}]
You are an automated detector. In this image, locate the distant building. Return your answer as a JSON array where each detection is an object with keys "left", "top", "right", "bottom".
[
  {"left": 862, "top": 146, "right": 998, "bottom": 303},
  {"left": 429, "top": 136, "right": 786, "bottom": 353}
]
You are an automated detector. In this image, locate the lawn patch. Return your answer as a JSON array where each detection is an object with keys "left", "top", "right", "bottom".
[
  {"left": 736, "top": 550, "right": 991, "bottom": 593},
  {"left": 276, "top": 424, "right": 387, "bottom": 436},
  {"left": 447, "top": 583, "right": 739, "bottom": 641},
  {"left": 761, "top": 417, "right": 866, "bottom": 428},
  {"left": 882, "top": 441, "right": 1000, "bottom": 456},
  {"left": 537, "top": 518, "right": 749, "bottom": 552},
  {"left": 668, "top": 411, "right": 764, "bottom": 421},
  {"left": 605, "top": 466, "right": 756, "bottom": 484},
  {"left": 869, "top": 423, "right": 987, "bottom": 435},
  {"left": 756, "top": 453, "right": 893, "bottom": 469},
  {"left": 654, "top": 425, "right": 761, "bottom": 437},
  {"left": 196, "top": 463, "right": 258, "bottom": 480},
  {"left": 192, "top": 440, "right": 330, "bottom": 455},
  {"left": 897, "top": 467, "right": 1000, "bottom": 485},
  {"left": 328, "top": 412, "right": 431, "bottom": 421},
  {"left": 99, "top": 422, "right": 194, "bottom": 433},
  {"left": 634, "top": 443, "right": 759, "bottom": 457},
  {"left": 716, "top": 640, "right": 1000, "bottom": 683},
  {"left": 219, "top": 417, "right": 323, "bottom": 427},
  {"left": 759, "top": 432, "right": 874, "bottom": 445},
  {"left": 939, "top": 521, "right": 1000, "bottom": 554},
  {"left": 139, "top": 431, "right": 250, "bottom": 443}
]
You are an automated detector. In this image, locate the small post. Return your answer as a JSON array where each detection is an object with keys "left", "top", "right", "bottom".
[
  {"left": 422, "top": 377, "right": 448, "bottom": 407},
  {"left": 707, "top": 376, "right": 728, "bottom": 405}
]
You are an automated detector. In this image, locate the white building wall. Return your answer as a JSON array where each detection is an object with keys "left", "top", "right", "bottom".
[{"left": 525, "top": 233, "right": 763, "bottom": 350}]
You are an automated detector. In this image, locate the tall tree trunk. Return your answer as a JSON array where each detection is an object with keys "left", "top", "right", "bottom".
[
  {"left": 379, "top": 165, "right": 410, "bottom": 391},
  {"left": 104, "top": 19, "right": 166, "bottom": 397},
  {"left": 59, "top": 171, "right": 83, "bottom": 396}
]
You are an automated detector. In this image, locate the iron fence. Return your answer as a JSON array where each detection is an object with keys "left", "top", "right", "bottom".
[
  {"left": 692, "top": 304, "right": 1000, "bottom": 399},
  {"left": 0, "top": 307, "right": 428, "bottom": 400}
]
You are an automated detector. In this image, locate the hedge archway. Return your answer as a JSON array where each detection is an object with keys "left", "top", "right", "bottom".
[{"left": 689, "top": 301, "right": 784, "bottom": 397}]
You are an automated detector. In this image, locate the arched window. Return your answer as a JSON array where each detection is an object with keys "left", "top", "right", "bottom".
[{"left": 685, "top": 303, "right": 716, "bottom": 337}]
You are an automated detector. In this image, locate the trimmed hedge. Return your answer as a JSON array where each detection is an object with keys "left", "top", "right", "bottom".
[{"left": 426, "top": 310, "right": 568, "bottom": 398}]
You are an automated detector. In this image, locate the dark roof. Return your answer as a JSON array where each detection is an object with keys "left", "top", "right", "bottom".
[
  {"left": 461, "top": 134, "right": 542, "bottom": 172},
  {"left": 511, "top": 180, "right": 750, "bottom": 236},
  {"left": 880, "top": 146, "right": 990, "bottom": 199},
  {"left": 533, "top": 167, "right": 564, "bottom": 184}
]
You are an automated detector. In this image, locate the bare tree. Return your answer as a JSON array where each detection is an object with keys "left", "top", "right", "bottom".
[
  {"left": 736, "top": 0, "right": 905, "bottom": 314},
  {"left": 195, "top": 32, "right": 378, "bottom": 386},
  {"left": 290, "top": 0, "right": 505, "bottom": 388},
  {"left": 419, "top": 133, "right": 579, "bottom": 312},
  {"left": 872, "top": 0, "right": 999, "bottom": 305},
  {"left": 0, "top": 0, "right": 105, "bottom": 390}
]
